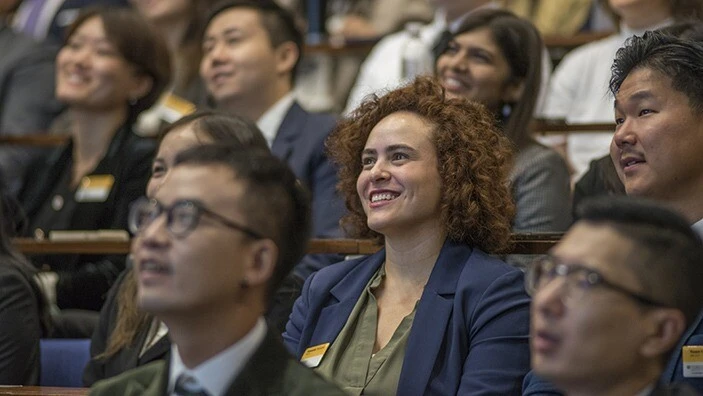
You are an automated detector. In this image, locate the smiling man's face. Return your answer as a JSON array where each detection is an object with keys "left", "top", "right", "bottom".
[{"left": 610, "top": 67, "right": 703, "bottom": 202}]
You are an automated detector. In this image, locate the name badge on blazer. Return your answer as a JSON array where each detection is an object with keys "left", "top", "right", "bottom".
[
  {"left": 683, "top": 345, "right": 703, "bottom": 377},
  {"left": 75, "top": 175, "right": 115, "bottom": 203},
  {"left": 301, "top": 343, "right": 330, "bottom": 368}
]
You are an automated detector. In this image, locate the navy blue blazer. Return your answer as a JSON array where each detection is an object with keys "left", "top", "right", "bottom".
[
  {"left": 271, "top": 102, "right": 342, "bottom": 240},
  {"left": 283, "top": 239, "right": 531, "bottom": 395},
  {"left": 522, "top": 310, "right": 703, "bottom": 395},
  {"left": 271, "top": 102, "right": 344, "bottom": 280},
  {"left": 663, "top": 310, "right": 703, "bottom": 392}
]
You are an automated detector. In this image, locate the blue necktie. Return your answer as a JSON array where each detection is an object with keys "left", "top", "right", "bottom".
[{"left": 174, "top": 374, "right": 209, "bottom": 396}]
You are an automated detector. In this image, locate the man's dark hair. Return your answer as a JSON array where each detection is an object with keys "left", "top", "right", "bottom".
[
  {"left": 174, "top": 144, "right": 312, "bottom": 301},
  {"left": 609, "top": 30, "right": 703, "bottom": 113},
  {"left": 204, "top": 0, "right": 303, "bottom": 85},
  {"left": 577, "top": 196, "right": 703, "bottom": 327}
]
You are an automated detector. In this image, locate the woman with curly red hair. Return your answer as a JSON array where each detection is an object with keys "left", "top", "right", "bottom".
[{"left": 284, "top": 76, "right": 531, "bottom": 395}]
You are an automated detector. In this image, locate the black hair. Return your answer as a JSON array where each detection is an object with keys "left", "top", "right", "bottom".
[
  {"left": 204, "top": 0, "right": 303, "bottom": 84},
  {"left": 174, "top": 144, "right": 311, "bottom": 300},
  {"left": 158, "top": 110, "right": 269, "bottom": 151},
  {"left": 610, "top": 30, "right": 703, "bottom": 114},
  {"left": 577, "top": 196, "right": 703, "bottom": 326}
]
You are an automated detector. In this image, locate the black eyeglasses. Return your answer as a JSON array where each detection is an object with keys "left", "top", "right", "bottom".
[
  {"left": 128, "top": 197, "right": 264, "bottom": 239},
  {"left": 525, "top": 256, "right": 665, "bottom": 307}
]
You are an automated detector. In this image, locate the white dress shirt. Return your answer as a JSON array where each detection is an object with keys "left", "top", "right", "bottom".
[
  {"left": 256, "top": 93, "right": 296, "bottom": 148},
  {"left": 167, "top": 318, "right": 267, "bottom": 396},
  {"left": 692, "top": 218, "right": 703, "bottom": 239}
]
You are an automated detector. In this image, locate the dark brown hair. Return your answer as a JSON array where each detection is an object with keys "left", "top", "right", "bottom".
[
  {"left": 64, "top": 7, "right": 172, "bottom": 120},
  {"left": 327, "top": 76, "right": 515, "bottom": 253},
  {"left": 436, "top": 9, "right": 543, "bottom": 151}
]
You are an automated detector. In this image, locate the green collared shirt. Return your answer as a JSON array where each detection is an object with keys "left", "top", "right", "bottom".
[{"left": 316, "top": 265, "right": 417, "bottom": 396}]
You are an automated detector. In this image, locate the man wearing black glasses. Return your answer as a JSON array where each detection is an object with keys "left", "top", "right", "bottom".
[
  {"left": 90, "top": 145, "right": 344, "bottom": 395},
  {"left": 525, "top": 196, "right": 703, "bottom": 396}
]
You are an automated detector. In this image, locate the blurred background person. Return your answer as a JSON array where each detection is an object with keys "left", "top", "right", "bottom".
[
  {"left": 11, "top": 0, "right": 129, "bottom": 43},
  {"left": 18, "top": 7, "right": 171, "bottom": 313},
  {"left": 500, "top": 0, "right": 594, "bottom": 36},
  {"left": 127, "top": 0, "right": 219, "bottom": 136},
  {"left": 0, "top": 181, "right": 50, "bottom": 385},
  {"left": 285, "top": 77, "right": 531, "bottom": 395},
  {"left": 0, "top": 0, "right": 64, "bottom": 196},
  {"left": 289, "top": 0, "right": 434, "bottom": 112},
  {"left": 344, "top": 0, "right": 501, "bottom": 114},
  {"left": 435, "top": 8, "right": 571, "bottom": 236}
]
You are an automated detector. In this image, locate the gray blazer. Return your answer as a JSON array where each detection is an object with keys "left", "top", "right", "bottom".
[
  {"left": 0, "top": 22, "right": 63, "bottom": 193},
  {"left": 510, "top": 142, "right": 572, "bottom": 233}
]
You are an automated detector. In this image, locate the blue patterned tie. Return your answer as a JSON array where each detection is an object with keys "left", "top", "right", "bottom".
[{"left": 174, "top": 374, "right": 209, "bottom": 396}]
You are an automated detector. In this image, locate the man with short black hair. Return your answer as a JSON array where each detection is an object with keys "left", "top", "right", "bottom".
[
  {"left": 90, "top": 145, "right": 345, "bottom": 395},
  {"left": 200, "top": 0, "right": 343, "bottom": 243},
  {"left": 527, "top": 196, "right": 703, "bottom": 395},
  {"left": 608, "top": 30, "right": 703, "bottom": 392}
]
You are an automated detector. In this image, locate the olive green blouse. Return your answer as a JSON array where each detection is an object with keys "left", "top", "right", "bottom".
[{"left": 315, "top": 265, "right": 417, "bottom": 396}]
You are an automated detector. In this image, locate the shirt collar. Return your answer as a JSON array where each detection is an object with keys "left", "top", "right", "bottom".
[
  {"left": 692, "top": 218, "right": 703, "bottom": 239},
  {"left": 256, "top": 93, "right": 295, "bottom": 148},
  {"left": 168, "top": 318, "right": 267, "bottom": 396}
]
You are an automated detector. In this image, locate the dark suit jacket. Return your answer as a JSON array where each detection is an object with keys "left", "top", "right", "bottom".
[
  {"left": 271, "top": 102, "right": 344, "bottom": 281},
  {"left": 283, "top": 239, "right": 531, "bottom": 395},
  {"left": 271, "top": 102, "right": 341, "bottom": 239},
  {"left": 522, "top": 372, "right": 701, "bottom": 396},
  {"left": 89, "top": 327, "right": 346, "bottom": 396},
  {"left": 82, "top": 271, "right": 169, "bottom": 387},
  {"left": 663, "top": 310, "right": 703, "bottom": 393},
  {"left": 0, "top": 259, "right": 42, "bottom": 385},
  {"left": 19, "top": 124, "right": 155, "bottom": 310}
]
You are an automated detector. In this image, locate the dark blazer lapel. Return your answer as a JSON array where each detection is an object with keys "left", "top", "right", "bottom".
[
  {"left": 271, "top": 102, "right": 306, "bottom": 163},
  {"left": 308, "top": 251, "right": 385, "bottom": 348},
  {"left": 226, "top": 328, "right": 289, "bottom": 396},
  {"left": 21, "top": 142, "right": 71, "bottom": 218},
  {"left": 138, "top": 334, "right": 171, "bottom": 366},
  {"left": 398, "top": 240, "right": 472, "bottom": 396}
]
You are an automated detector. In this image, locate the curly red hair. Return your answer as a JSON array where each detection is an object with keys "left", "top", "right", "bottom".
[{"left": 327, "top": 76, "right": 515, "bottom": 253}]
